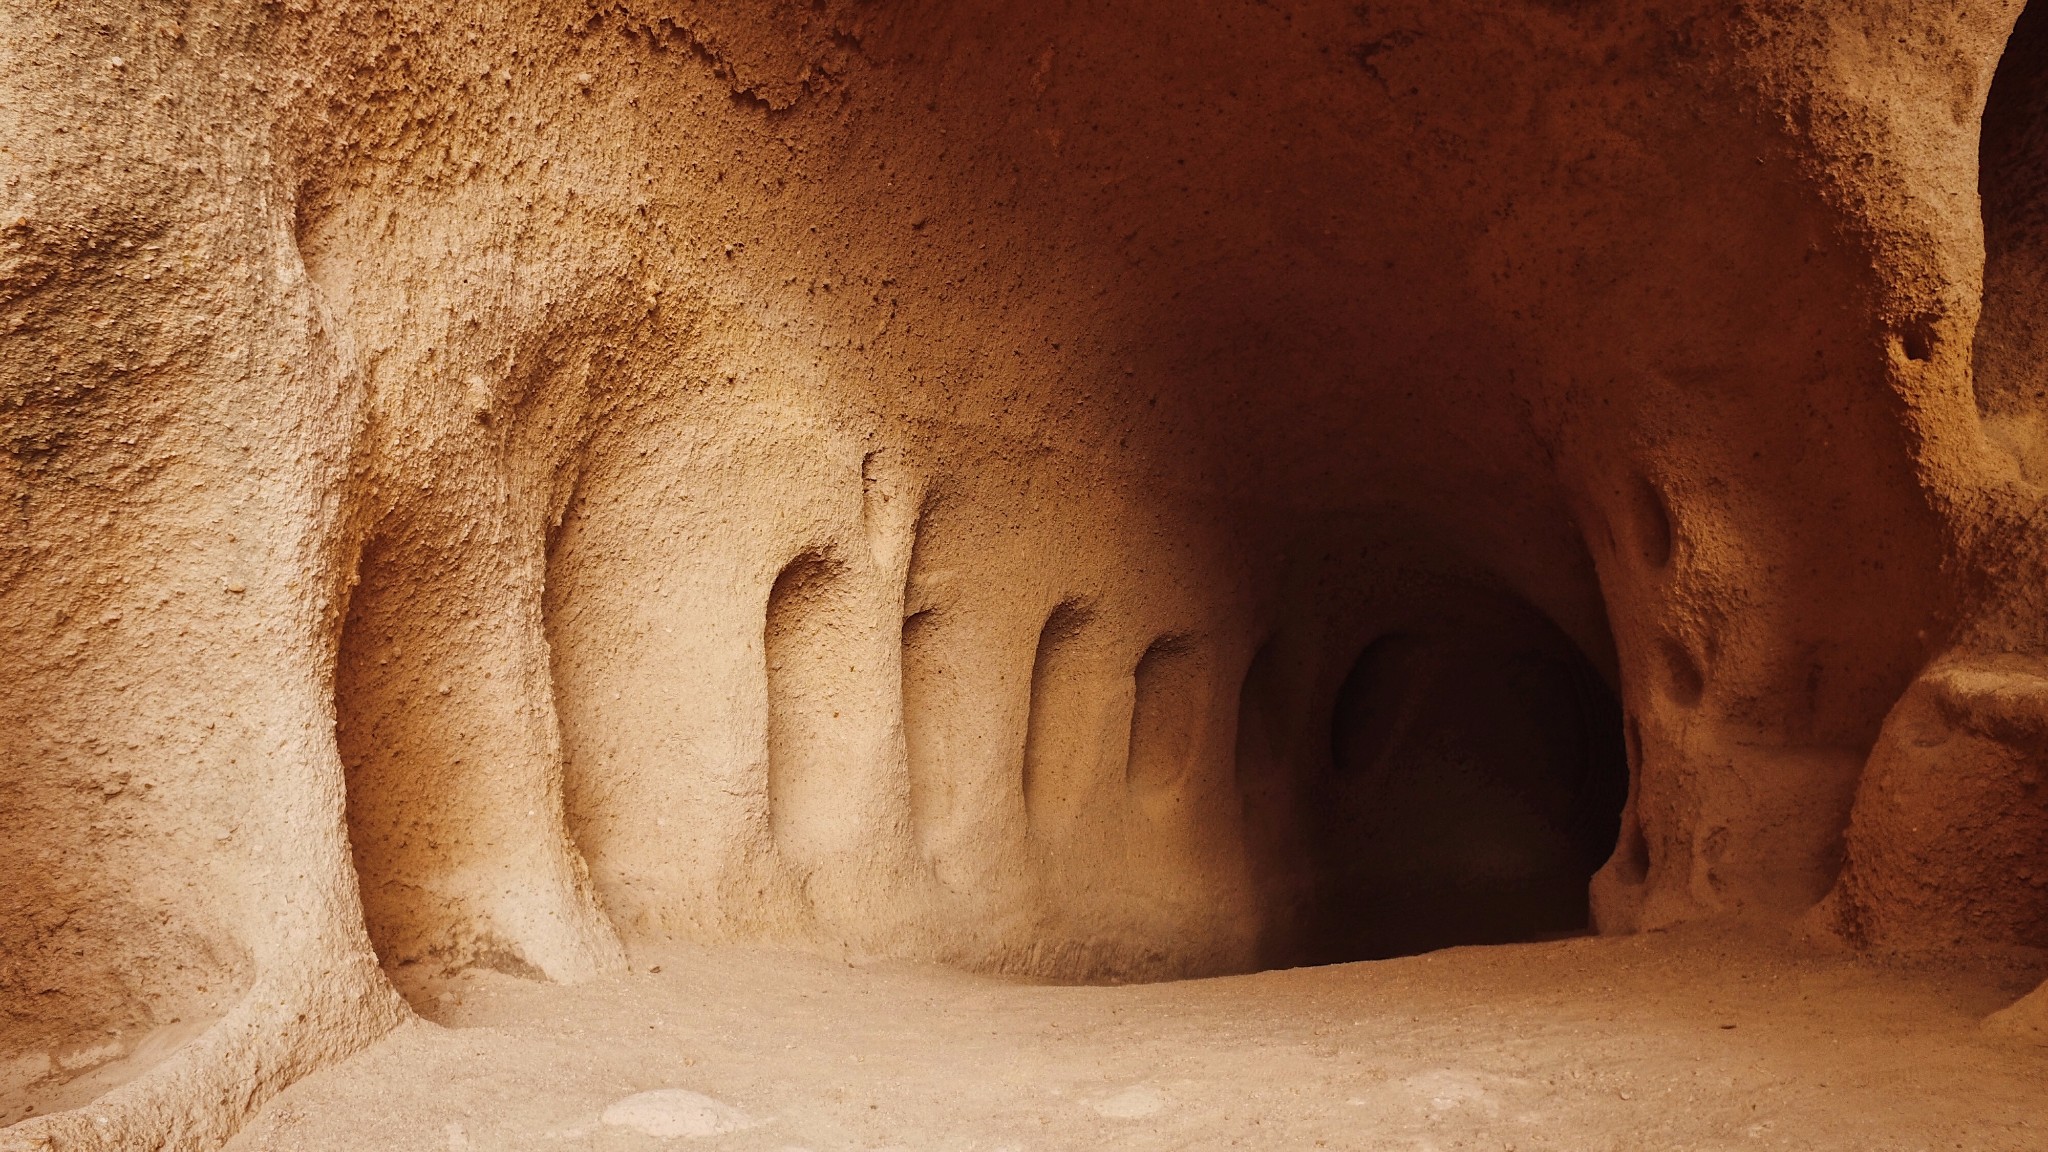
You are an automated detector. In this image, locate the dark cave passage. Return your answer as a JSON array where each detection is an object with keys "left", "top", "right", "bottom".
[
  {"left": 1289, "top": 606, "right": 1630, "bottom": 964},
  {"left": 1975, "top": 0, "right": 2048, "bottom": 476}
]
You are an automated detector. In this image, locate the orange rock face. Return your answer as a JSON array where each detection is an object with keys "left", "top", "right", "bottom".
[{"left": 3, "top": 0, "right": 2047, "bottom": 1145}]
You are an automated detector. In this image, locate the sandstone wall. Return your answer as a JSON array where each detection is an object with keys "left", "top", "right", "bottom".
[{"left": 3, "top": 0, "right": 2046, "bottom": 1145}]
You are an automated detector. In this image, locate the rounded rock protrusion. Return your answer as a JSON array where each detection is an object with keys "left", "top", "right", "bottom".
[
  {"left": 600, "top": 1088, "right": 754, "bottom": 1138},
  {"left": 1829, "top": 660, "right": 2048, "bottom": 951}
]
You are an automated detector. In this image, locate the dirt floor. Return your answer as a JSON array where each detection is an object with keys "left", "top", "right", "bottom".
[{"left": 156, "top": 928, "right": 2048, "bottom": 1152}]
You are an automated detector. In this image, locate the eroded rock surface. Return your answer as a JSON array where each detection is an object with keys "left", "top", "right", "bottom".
[{"left": 4, "top": 0, "right": 2048, "bottom": 1146}]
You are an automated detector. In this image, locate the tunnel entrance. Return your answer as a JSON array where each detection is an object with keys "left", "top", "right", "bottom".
[
  {"left": 1975, "top": 0, "right": 2048, "bottom": 479},
  {"left": 1293, "top": 604, "right": 1629, "bottom": 964}
]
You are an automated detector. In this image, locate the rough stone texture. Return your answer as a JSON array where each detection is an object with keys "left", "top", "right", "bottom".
[{"left": 4, "top": 0, "right": 2048, "bottom": 1146}]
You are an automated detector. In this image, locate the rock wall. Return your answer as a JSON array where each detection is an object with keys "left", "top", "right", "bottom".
[{"left": 3, "top": 0, "right": 2046, "bottom": 1145}]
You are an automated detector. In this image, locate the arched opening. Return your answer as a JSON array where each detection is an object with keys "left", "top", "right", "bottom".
[
  {"left": 1126, "top": 634, "right": 1199, "bottom": 795},
  {"left": 1975, "top": 0, "right": 2048, "bottom": 479},
  {"left": 1020, "top": 599, "right": 1102, "bottom": 831},
  {"left": 763, "top": 549, "right": 857, "bottom": 860},
  {"left": 1293, "top": 603, "right": 1630, "bottom": 963}
]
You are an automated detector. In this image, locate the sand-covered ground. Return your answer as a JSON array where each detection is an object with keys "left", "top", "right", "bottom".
[{"left": 211, "top": 928, "right": 2048, "bottom": 1152}]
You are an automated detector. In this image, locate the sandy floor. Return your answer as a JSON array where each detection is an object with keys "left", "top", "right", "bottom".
[{"left": 205, "top": 927, "right": 2048, "bottom": 1151}]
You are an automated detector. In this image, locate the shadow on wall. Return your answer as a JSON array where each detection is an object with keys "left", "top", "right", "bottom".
[{"left": 1278, "top": 601, "right": 1630, "bottom": 964}]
